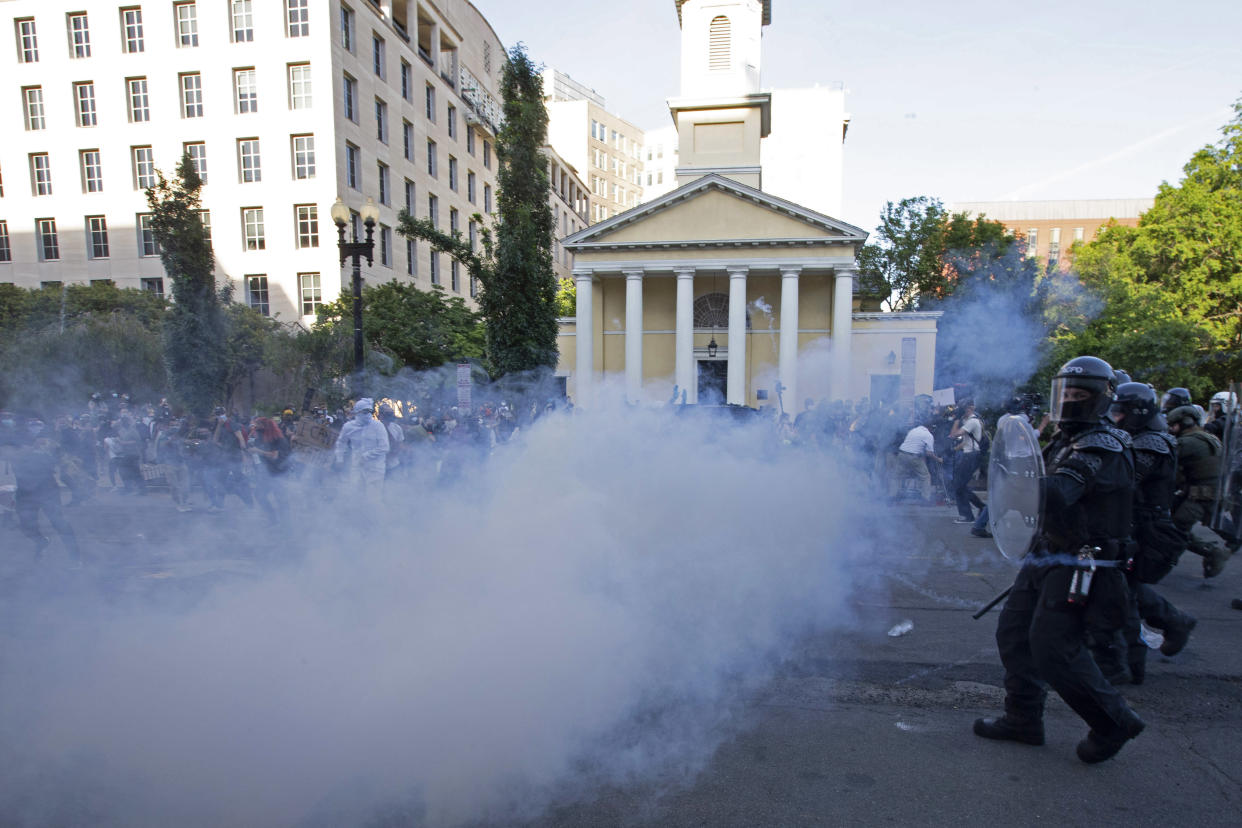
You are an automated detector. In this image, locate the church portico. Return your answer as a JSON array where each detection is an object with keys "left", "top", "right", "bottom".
[
  {"left": 563, "top": 192, "right": 868, "bottom": 408},
  {"left": 557, "top": 3, "right": 939, "bottom": 410}
]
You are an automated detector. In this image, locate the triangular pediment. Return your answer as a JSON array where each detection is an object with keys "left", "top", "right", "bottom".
[{"left": 563, "top": 174, "right": 868, "bottom": 251}]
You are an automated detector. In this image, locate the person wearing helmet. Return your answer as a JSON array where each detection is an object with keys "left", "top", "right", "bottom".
[
  {"left": 1161, "top": 387, "right": 1192, "bottom": 414},
  {"left": 1204, "top": 391, "right": 1236, "bottom": 439},
  {"left": 975, "top": 356, "right": 1145, "bottom": 764},
  {"left": 1087, "top": 383, "right": 1198, "bottom": 685},
  {"left": 1166, "top": 404, "right": 1232, "bottom": 577}
]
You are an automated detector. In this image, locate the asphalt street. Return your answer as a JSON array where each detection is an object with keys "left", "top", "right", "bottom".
[
  {"left": 530, "top": 503, "right": 1242, "bottom": 828},
  {"left": 2, "top": 488, "right": 1240, "bottom": 827}
]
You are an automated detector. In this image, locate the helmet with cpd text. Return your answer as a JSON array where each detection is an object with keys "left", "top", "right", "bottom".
[
  {"left": 1109, "top": 382, "right": 1160, "bottom": 433},
  {"left": 1050, "top": 356, "right": 1115, "bottom": 425}
]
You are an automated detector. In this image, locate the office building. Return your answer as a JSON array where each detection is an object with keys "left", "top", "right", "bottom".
[
  {"left": 0, "top": 0, "right": 505, "bottom": 319},
  {"left": 542, "top": 68, "right": 644, "bottom": 224}
]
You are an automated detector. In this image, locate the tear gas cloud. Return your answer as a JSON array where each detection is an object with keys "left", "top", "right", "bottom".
[
  {"left": 0, "top": 399, "right": 881, "bottom": 827},
  {"left": 933, "top": 247, "right": 1099, "bottom": 401}
]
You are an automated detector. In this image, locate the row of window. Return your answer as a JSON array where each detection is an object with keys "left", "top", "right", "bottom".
[
  {"left": 588, "top": 176, "right": 639, "bottom": 210},
  {"left": 20, "top": 65, "right": 313, "bottom": 132},
  {"left": 341, "top": 142, "right": 493, "bottom": 216},
  {"left": 590, "top": 148, "right": 643, "bottom": 186},
  {"left": 13, "top": 1, "right": 311, "bottom": 63},
  {"left": 0, "top": 201, "right": 478, "bottom": 270},
  {"left": 342, "top": 72, "right": 489, "bottom": 165},
  {"left": 0, "top": 207, "right": 316, "bottom": 263},
  {"left": 11, "top": 135, "right": 316, "bottom": 197},
  {"left": 589, "top": 119, "right": 642, "bottom": 159}
]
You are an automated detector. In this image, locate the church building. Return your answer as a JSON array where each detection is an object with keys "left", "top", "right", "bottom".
[{"left": 557, "top": 1, "right": 940, "bottom": 410}]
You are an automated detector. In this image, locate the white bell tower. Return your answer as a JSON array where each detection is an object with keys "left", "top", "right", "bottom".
[
  {"left": 677, "top": 0, "right": 768, "bottom": 98},
  {"left": 670, "top": 1, "right": 773, "bottom": 189}
]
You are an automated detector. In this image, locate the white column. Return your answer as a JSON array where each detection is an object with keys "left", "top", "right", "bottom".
[
  {"left": 779, "top": 266, "right": 801, "bottom": 414},
  {"left": 574, "top": 270, "right": 594, "bottom": 406},
  {"left": 833, "top": 267, "right": 855, "bottom": 401},
  {"left": 624, "top": 269, "right": 644, "bottom": 403},
  {"left": 675, "top": 267, "right": 695, "bottom": 398},
  {"left": 727, "top": 265, "right": 748, "bottom": 406}
]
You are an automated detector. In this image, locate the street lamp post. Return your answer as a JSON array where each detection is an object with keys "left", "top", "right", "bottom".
[{"left": 330, "top": 197, "right": 380, "bottom": 398}]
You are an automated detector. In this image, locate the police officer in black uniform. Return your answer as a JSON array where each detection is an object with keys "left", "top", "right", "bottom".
[
  {"left": 1091, "top": 382, "right": 1197, "bottom": 683},
  {"left": 975, "top": 356, "right": 1145, "bottom": 763}
]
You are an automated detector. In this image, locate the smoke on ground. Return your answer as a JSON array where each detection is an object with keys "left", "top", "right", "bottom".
[{"left": 0, "top": 400, "right": 899, "bottom": 827}]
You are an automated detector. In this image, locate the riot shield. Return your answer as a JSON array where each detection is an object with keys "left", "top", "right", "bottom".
[
  {"left": 1210, "top": 382, "right": 1242, "bottom": 538},
  {"left": 987, "top": 414, "right": 1045, "bottom": 560}
]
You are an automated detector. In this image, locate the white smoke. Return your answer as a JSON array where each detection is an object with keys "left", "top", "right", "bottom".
[{"left": 0, "top": 403, "right": 877, "bottom": 827}]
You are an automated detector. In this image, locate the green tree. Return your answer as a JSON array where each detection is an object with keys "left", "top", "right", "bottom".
[
  {"left": 857, "top": 196, "right": 1014, "bottom": 310},
  {"left": 303, "top": 280, "right": 485, "bottom": 381},
  {"left": 555, "top": 277, "right": 576, "bottom": 317},
  {"left": 1046, "top": 99, "right": 1242, "bottom": 396},
  {"left": 147, "top": 154, "right": 227, "bottom": 414},
  {"left": 0, "top": 283, "right": 167, "bottom": 410},
  {"left": 398, "top": 44, "right": 557, "bottom": 377}
]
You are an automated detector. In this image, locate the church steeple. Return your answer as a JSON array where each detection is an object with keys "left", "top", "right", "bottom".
[
  {"left": 669, "top": 1, "right": 773, "bottom": 189},
  {"left": 676, "top": 0, "right": 770, "bottom": 98}
]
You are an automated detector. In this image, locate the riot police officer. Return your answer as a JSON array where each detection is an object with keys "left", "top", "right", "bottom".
[
  {"left": 1166, "top": 404, "right": 1232, "bottom": 577},
  {"left": 1090, "top": 383, "right": 1197, "bottom": 684},
  {"left": 1161, "top": 387, "right": 1192, "bottom": 414},
  {"left": 975, "top": 356, "right": 1144, "bottom": 764}
]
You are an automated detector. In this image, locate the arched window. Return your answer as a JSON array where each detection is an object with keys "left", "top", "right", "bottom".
[
  {"left": 708, "top": 16, "right": 730, "bottom": 71},
  {"left": 694, "top": 292, "right": 750, "bottom": 329}
]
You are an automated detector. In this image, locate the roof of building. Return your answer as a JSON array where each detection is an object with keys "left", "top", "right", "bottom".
[
  {"left": 952, "top": 198, "right": 1155, "bottom": 222},
  {"left": 676, "top": 0, "right": 772, "bottom": 27},
  {"left": 564, "top": 173, "right": 867, "bottom": 250}
]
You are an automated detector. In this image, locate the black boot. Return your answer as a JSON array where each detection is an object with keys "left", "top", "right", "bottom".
[
  {"left": 1076, "top": 709, "right": 1145, "bottom": 764},
  {"left": 1159, "top": 615, "right": 1197, "bottom": 657},
  {"left": 973, "top": 716, "right": 1045, "bottom": 746}
]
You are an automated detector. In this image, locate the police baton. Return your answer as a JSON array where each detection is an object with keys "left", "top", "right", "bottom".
[{"left": 972, "top": 586, "right": 1012, "bottom": 620}]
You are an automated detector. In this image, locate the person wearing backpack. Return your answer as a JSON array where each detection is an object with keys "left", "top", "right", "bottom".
[{"left": 949, "top": 400, "right": 986, "bottom": 523}]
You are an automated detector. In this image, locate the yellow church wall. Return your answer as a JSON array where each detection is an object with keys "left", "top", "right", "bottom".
[
  {"left": 644, "top": 279, "right": 677, "bottom": 329},
  {"left": 645, "top": 333, "right": 675, "bottom": 382},
  {"left": 799, "top": 274, "right": 832, "bottom": 330},
  {"left": 598, "top": 189, "right": 836, "bottom": 243}
]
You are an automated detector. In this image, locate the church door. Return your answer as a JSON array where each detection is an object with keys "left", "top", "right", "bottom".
[{"left": 697, "top": 359, "right": 728, "bottom": 404}]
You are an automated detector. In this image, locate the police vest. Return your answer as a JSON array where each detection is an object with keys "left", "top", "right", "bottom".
[{"left": 1178, "top": 429, "right": 1221, "bottom": 498}]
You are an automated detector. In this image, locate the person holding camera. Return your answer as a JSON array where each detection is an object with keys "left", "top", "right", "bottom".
[{"left": 950, "top": 400, "right": 986, "bottom": 524}]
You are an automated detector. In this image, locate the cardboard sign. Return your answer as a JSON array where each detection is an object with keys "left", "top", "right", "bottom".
[
  {"left": 293, "top": 419, "right": 337, "bottom": 450},
  {"left": 931, "top": 388, "right": 956, "bottom": 407}
]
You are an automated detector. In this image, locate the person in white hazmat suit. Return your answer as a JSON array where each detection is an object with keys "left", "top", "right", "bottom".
[{"left": 334, "top": 398, "right": 389, "bottom": 492}]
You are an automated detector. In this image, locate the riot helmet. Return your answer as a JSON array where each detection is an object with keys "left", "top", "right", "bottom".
[
  {"left": 1109, "top": 382, "right": 1160, "bottom": 433},
  {"left": 1165, "top": 404, "right": 1203, "bottom": 432},
  {"left": 1113, "top": 369, "right": 1133, "bottom": 386},
  {"left": 1209, "top": 391, "right": 1236, "bottom": 414},
  {"left": 1161, "top": 387, "right": 1191, "bottom": 413},
  {"left": 1050, "top": 356, "right": 1115, "bottom": 426}
]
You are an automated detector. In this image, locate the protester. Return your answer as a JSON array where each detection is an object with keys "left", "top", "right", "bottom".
[{"left": 890, "top": 419, "right": 941, "bottom": 503}]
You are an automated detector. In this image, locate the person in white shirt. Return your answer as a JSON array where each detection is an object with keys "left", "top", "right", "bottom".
[
  {"left": 892, "top": 420, "right": 942, "bottom": 501},
  {"left": 950, "top": 400, "right": 986, "bottom": 523}
]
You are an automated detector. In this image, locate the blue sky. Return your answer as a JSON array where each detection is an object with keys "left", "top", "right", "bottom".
[{"left": 477, "top": 0, "right": 1242, "bottom": 230}]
